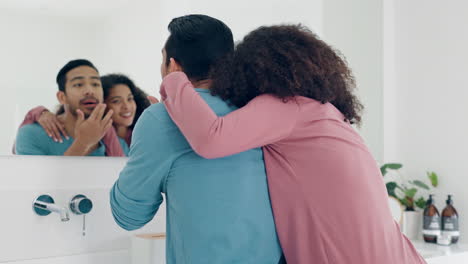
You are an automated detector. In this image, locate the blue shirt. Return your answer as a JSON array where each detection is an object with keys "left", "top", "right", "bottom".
[
  {"left": 15, "top": 123, "right": 129, "bottom": 156},
  {"left": 110, "top": 89, "right": 282, "bottom": 264}
]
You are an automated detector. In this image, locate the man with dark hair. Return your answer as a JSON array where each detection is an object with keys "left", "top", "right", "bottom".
[
  {"left": 16, "top": 59, "right": 128, "bottom": 156},
  {"left": 163, "top": 14, "right": 234, "bottom": 81},
  {"left": 110, "top": 15, "right": 283, "bottom": 264}
]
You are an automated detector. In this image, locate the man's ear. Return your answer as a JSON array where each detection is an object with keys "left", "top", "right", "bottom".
[
  {"left": 168, "top": 58, "right": 183, "bottom": 73},
  {"left": 57, "top": 91, "right": 66, "bottom": 105}
]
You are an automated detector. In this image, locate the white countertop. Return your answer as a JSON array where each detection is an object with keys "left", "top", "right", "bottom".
[{"left": 411, "top": 240, "right": 468, "bottom": 263}]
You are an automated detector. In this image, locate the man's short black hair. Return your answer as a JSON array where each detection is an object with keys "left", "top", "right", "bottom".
[
  {"left": 164, "top": 14, "right": 234, "bottom": 81},
  {"left": 56, "top": 59, "right": 99, "bottom": 92}
]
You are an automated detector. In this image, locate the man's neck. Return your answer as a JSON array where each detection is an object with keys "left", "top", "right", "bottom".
[
  {"left": 58, "top": 111, "right": 77, "bottom": 139},
  {"left": 191, "top": 79, "right": 212, "bottom": 89}
]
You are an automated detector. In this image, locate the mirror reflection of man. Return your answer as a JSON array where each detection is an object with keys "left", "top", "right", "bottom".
[{"left": 15, "top": 59, "right": 128, "bottom": 156}]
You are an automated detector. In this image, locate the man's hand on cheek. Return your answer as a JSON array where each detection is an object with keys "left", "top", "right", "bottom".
[{"left": 74, "top": 104, "right": 114, "bottom": 149}]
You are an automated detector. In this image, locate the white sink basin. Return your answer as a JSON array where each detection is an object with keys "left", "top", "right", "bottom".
[{"left": 411, "top": 239, "right": 468, "bottom": 259}]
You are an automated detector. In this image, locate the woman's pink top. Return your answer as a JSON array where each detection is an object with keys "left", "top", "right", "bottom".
[{"left": 160, "top": 72, "right": 426, "bottom": 264}]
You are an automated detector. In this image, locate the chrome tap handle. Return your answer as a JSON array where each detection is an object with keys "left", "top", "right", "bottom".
[
  {"left": 33, "top": 194, "right": 54, "bottom": 216},
  {"left": 69, "top": 194, "right": 93, "bottom": 215}
]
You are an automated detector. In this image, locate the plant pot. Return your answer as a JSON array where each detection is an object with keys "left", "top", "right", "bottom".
[{"left": 402, "top": 211, "right": 422, "bottom": 240}]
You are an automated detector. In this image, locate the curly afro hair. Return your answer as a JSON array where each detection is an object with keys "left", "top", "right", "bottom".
[{"left": 209, "top": 24, "right": 363, "bottom": 125}]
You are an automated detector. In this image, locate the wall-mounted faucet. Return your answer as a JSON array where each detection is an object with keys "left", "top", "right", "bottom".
[{"left": 32, "top": 194, "right": 70, "bottom": 222}]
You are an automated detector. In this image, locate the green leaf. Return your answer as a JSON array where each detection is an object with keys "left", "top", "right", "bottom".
[
  {"left": 380, "top": 163, "right": 403, "bottom": 176},
  {"left": 386, "top": 182, "right": 398, "bottom": 197},
  {"left": 415, "top": 197, "right": 427, "bottom": 209},
  {"left": 427, "top": 171, "right": 439, "bottom": 187},
  {"left": 387, "top": 163, "right": 403, "bottom": 170},
  {"left": 380, "top": 166, "right": 387, "bottom": 176},
  {"left": 411, "top": 180, "right": 430, "bottom": 190},
  {"left": 404, "top": 188, "right": 418, "bottom": 198}
]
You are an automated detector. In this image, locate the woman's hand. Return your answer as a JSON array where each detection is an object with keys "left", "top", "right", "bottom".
[{"left": 38, "top": 111, "right": 68, "bottom": 143}]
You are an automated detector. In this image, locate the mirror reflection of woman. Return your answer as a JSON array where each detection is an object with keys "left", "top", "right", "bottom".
[
  {"left": 101, "top": 74, "right": 151, "bottom": 148},
  {"left": 17, "top": 74, "right": 151, "bottom": 156}
]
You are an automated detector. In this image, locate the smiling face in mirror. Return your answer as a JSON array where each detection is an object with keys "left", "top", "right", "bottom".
[
  {"left": 99, "top": 73, "right": 151, "bottom": 144},
  {"left": 57, "top": 66, "right": 103, "bottom": 118},
  {"left": 105, "top": 84, "right": 136, "bottom": 128}
]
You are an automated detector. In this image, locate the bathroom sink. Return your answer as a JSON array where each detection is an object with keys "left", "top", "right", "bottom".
[
  {"left": 411, "top": 239, "right": 468, "bottom": 260},
  {"left": 417, "top": 249, "right": 441, "bottom": 259}
]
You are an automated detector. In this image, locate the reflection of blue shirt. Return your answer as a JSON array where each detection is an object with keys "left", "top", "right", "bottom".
[
  {"left": 15, "top": 123, "right": 129, "bottom": 156},
  {"left": 110, "top": 89, "right": 282, "bottom": 264}
]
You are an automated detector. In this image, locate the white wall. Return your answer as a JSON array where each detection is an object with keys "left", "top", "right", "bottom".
[
  {"left": 0, "top": 156, "right": 165, "bottom": 262},
  {"left": 96, "top": 0, "right": 166, "bottom": 95},
  {"left": 0, "top": 0, "right": 132, "bottom": 17},
  {"left": 323, "top": 0, "right": 384, "bottom": 161},
  {"left": 2, "top": 251, "right": 129, "bottom": 264},
  {"left": 383, "top": 0, "right": 398, "bottom": 162},
  {"left": 386, "top": 0, "right": 468, "bottom": 241}
]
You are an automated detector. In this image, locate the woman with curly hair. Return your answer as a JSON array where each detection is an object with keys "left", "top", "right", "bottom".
[
  {"left": 160, "top": 25, "right": 425, "bottom": 263},
  {"left": 17, "top": 73, "right": 150, "bottom": 156},
  {"left": 100, "top": 73, "right": 151, "bottom": 147}
]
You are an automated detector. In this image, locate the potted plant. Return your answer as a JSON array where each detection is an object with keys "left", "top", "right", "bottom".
[{"left": 381, "top": 163, "right": 439, "bottom": 239}]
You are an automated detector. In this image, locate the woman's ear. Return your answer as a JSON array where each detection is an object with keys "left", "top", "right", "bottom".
[{"left": 168, "top": 58, "right": 183, "bottom": 73}]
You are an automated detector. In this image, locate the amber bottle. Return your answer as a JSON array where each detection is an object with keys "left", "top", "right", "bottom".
[
  {"left": 441, "top": 195, "right": 459, "bottom": 244},
  {"left": 423, "top": 195, "right": 441, "bottom": 243}
]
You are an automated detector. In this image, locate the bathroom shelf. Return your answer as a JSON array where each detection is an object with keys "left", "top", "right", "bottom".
[{"left": 412, "top": 239, "right": 468, "bottom": 264}]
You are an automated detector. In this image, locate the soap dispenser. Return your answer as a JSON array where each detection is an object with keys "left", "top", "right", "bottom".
[
  {"left": 423, "top": 194, "right": 441, "bottom": 243},
  {"left": 441, "top": 195, "right": 459, "bottom": 244}
]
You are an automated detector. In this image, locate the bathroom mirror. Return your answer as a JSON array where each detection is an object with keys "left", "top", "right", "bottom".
[
  {"left": 0, "top": 0, "right": 382, "bottom": 159},
  {"left": 0, "top": 0, "right": 162, "bottom": 157}
]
